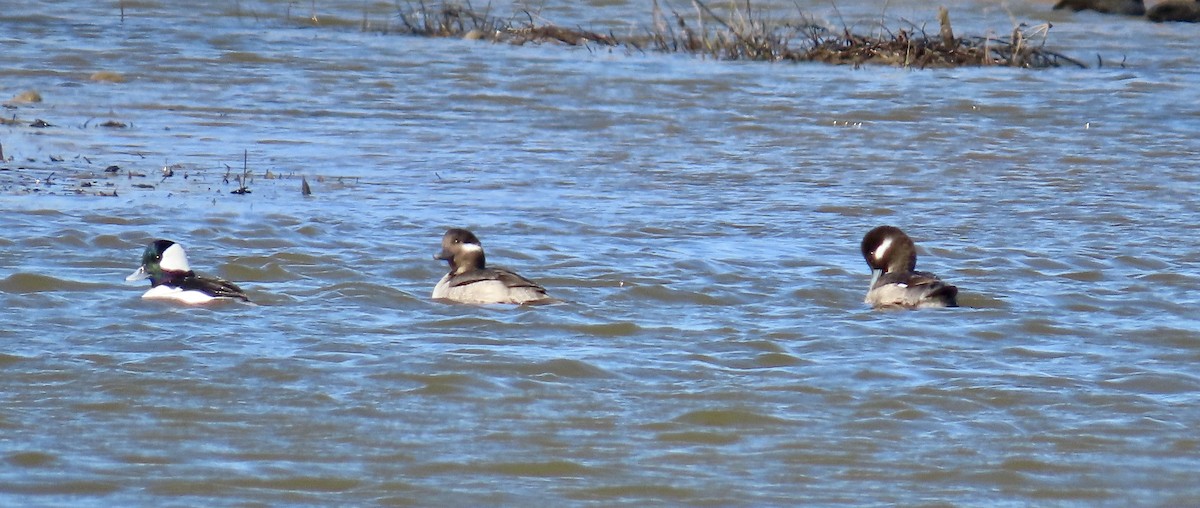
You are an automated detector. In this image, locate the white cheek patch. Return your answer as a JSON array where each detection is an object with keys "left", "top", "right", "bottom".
[
  {"left": 873, "top": 237, "right": 894, "bottom": 262},
  {"left": 160, "top": 243, "right": 192, "bottom": 272},
  {"left": 459, "top": 242, "right": 483, "bottom": 253}
]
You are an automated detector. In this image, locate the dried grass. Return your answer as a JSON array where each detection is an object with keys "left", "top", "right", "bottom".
[{"left": 395, "top": 1, "right": 1085, "bottom": 69}]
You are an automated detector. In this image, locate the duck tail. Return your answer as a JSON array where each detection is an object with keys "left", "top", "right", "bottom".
[{"left": 928, "top": 284, "right": 959, "bottom": 307}]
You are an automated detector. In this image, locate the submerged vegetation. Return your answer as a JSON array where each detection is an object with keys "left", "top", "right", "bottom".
[{"left": 395, "top": 1, "right": 1086, "bottom": 69}]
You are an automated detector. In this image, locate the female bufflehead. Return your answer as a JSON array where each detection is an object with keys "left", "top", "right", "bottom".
[
  {"left": 860, "top": 226, "right": 958, "bottom": 309},
  {"left": 432, "top": 228, "right": 552, "bottom": 305},
  {"left": 126, "top": 239, "right": 250, "bottom": 304}
]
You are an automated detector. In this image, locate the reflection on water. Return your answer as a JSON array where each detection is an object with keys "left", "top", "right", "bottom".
[{"left": 2, "top": 0, "right": 1200, "bottom": 505}]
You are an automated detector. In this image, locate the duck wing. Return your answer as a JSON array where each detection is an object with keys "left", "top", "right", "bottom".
[
  {"left": 179, "top": 273, "right": 251, "bottom": 301},
  {"left": 449, "top": 267, "right": 545, "bottom": 291},
  {"left": 868, "top": 271, "right": 957, "bottom": 309}
]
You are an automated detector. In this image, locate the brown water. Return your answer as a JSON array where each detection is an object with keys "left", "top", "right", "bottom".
[{"left": 2, "top": 0, "right": 1199, "bottom": 505}]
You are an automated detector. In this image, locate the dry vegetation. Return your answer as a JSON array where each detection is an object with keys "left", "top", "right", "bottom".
[{"left": 395, "top": 1, "right": 1085, "bottom": 69}]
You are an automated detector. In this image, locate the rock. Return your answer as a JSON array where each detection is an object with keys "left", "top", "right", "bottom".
[
  {"left": 11, "top": 90, "right": 42, "bottom": 103},
  {"left": 1053, "top": 0, "right": 1146, "bottom": 15},
  {"left": 1147, "top": 0, "right": 1200, "bottom": 22}
]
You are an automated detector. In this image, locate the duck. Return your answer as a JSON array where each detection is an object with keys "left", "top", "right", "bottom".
[
  {"left": 125, "top": 239, "right": 250, "bottom": 304},
  {"left": 432, "top": 228, "right": 552, "bottom": 305},
  {"left": 860, "top": 226, "right": 958, "bottom": 309}
]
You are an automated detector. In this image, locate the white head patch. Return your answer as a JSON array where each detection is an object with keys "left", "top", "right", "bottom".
[
  {"left": 873, "top": 237, "right": 894, "bottom": 262},
  {"left": 160, "top": 243, "right": 192, "bottom": 272},
  {"left": 459, "top": 242, "right": 483, "bottom": 253}
]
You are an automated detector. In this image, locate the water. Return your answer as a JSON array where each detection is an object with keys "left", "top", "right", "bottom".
[{"left": 2, "top": 0, "right": 1199, "bottom": 505}]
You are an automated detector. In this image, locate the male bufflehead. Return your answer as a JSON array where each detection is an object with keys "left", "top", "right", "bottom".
[
  {"left": 126, "top": 239, "right": 250, "bottom": 304},
  {"left": 432, "top": 228, "right": 552, "bottom": 305},
  {"left": 860, "top": 226, "right": 958, "bottom": 309}
]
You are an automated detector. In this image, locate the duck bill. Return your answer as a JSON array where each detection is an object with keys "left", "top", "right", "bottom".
[
  {"left": 126, "top": 265, "right": 150, "bottom": 282},
  {"left": 868, "top": 268, "right": 883, "bottom": 289},
  {"left": 434, "top": 249, "right": 452, "bottom": 261}
]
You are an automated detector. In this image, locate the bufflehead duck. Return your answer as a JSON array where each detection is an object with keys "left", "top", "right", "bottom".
[
  {"left": 860, "top": 226, "right": 958, "bottom": 309},
  {"left": 432, "top": 228, "right": 552, "bottom": 305},
  {"left": 126, "top": 239, "right": 250, "bottom": 304}
]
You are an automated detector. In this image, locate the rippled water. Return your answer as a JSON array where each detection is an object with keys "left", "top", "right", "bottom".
[{"left": 2, "top": 0, "right": 1199, "bottom": 505}]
